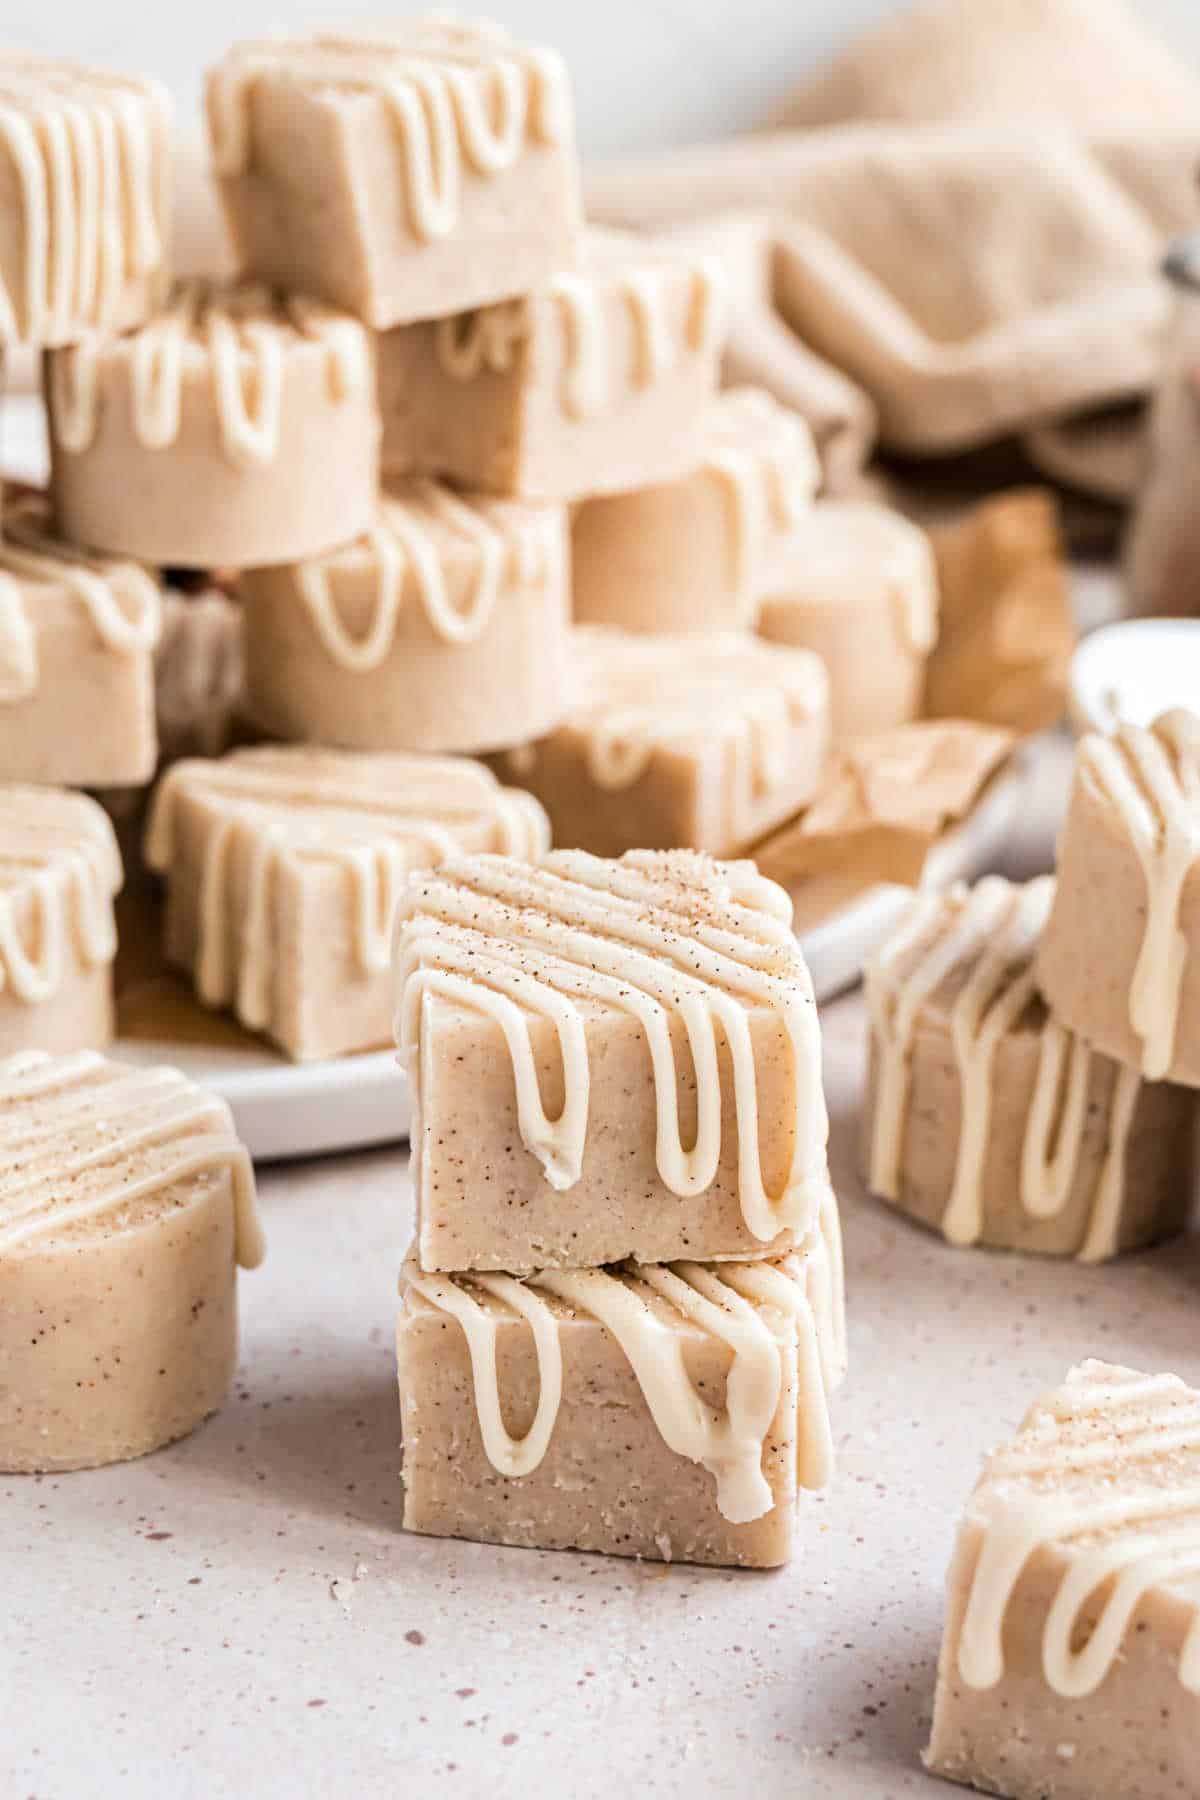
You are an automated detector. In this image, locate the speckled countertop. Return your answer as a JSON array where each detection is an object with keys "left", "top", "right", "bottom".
[{"left": 6, "top": 969, "right": 1199, "bottom": 1798}]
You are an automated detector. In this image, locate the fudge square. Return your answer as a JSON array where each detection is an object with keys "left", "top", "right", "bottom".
[
  {"left": 0, "top": 54, "right": 171, "bottom": 346},
  {"left": 394, "top": 847, "right": 830, "bottom": 1272},
  {"left": 379, "top": 226, "right": 726, "bottom": 499},
  {"left": 0, "top": 492, "right": 161, "bottom": 787},
  {"left": 206, "top": 22, "right": 581, "bottom": 328},
  {"left": 927, "top": 1360, "right": 1200, "bottom": 1800},
  {"left": 145, "top": 746, "right": 550, "bottom": 1063},
  {"left": 397, "top": 1186, "right": 845, "bottom": 1566},
  {"left": 493, "top": 627, "right": 830, "bottom": 858}
]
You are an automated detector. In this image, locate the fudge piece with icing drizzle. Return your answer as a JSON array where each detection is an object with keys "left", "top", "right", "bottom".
[
  {"left": 238, "top": 480, "right": 570, "bottom": 755},
  {"left": 0, "top": 787, "right": 122, "bottom": 1058},
  {"left": 0, "top": 491, "right": 161, "bottom": 786},
  {"left": 571, "top": 388, "right": 819, "bottom": 635},
  {"left": 397, "top": 1187, "right": 845, "bottom": 1566},
  {"left": 0, "top": 1050, "right": 264, "bottom": 1472},
  {"left": 1038, "top": 709, "right": 1200, "bottom": 1087},
  {"left": 493, "top": 627, "right": 830, "bottom": 859},
  {"left": 926, "top": 1360, "right": 1200, "bottom": 1799},
  {"left": 145, "top": 746, "right": 550, "bottom": 1062},
  {"left": 205, "top": 23, "right": 581, "bottom": 328},
  {"left": 757, "top": 500, "right": 938, "bottom": 746},
  {"left": 394, "top": 847, "right": 830, "bottom": 1271},
  {"left": 0, "top": 54, "right": 171, "bottom": 347},
  {"left": 46, "top": 281, "right": 378, "bottom": 569},
  {"left": 380, "top": 227, "right": 725, "bottom": 500},
  {"left": 863, "top": 876, "right": 1197, "bottom": 1259}
]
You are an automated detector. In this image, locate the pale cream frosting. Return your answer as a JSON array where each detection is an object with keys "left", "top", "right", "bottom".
[
  {"left": 957, "top": 1360, "right": 1200, "bottom": 1698},
  {"left": 0, "top": 495, "right": 162, "bottom": 703},
  {"left": 701, "top": 389, "right": 821, "bottom": 595},
  {"left": 207, "top": 23, "right": 572, "bottom": 242},
  {"left": 866, "top": 876, "right": 1144, "bottom": 1260},
  {"left": 1079, "top": 709, "right": 1200, "bottom": 1079},
  {"left": 0, "top": 54, "right": 170, "bottom": 344},
  {"left": 0, "top": 1048, "right": 264, "bottom": 1265},
  {"left": 0, "top": 788, "right": 121, "bottom": 1005},
  {"left": 291, "top": 480, "right": 564, "bottom": 662},
  {"left": 146, "top": 746, "right": 550, "bottom": 1034},
  {"left": 403, "top": 1182, "right": 844, "bottom": 1524},
  {"left": 48, "top": 281, "right": 371, "bottom": 466},
  {"left": 395, "top": 847, "right": 828, "bottom": 1240}
]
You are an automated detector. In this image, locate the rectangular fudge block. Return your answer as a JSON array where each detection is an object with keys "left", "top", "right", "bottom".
[
  {"left": 395, "top": 847, "right": 829, "bottom": 1271},
  {"left": 206, "top": 23, "right": 581, "bottom": 327},
  {"left": 380, "top": 227, "right": 725, "bottom": 499},
  {"left": 397, "top": 1190, "right": 845, "bottom": 1566},
  {"left": 927, "top": 1360, "right": 1200, "bottom": 1800},
  {"left": 145, "top": 747, "right": 550, "bottom": 1062},
  {"left": 0, "top": 493, "right": 161, "bottom": 787},
  {"left": 493, "top": 627, "right": 829, "bottom": 858}
]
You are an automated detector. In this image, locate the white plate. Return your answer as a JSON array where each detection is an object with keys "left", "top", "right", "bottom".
[
  {"left": 1068, "top": 617, "right": 1200, "bottom": 735},
  {"left": 112, "top": 764, "right": 1024, "bottom": 1161}
]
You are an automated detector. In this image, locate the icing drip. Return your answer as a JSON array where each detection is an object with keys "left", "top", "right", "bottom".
[
  {"left": 404, "top": 1196, "right": 843, "bottom": 1524},
  {"left": 0, "top": 497, "right": 161, "bottom": 700},
  {"left": 0, "top": 56, "right": 170, "bottom": 343},
  {"left": 145, "top": 748, "right": 550, "bottom": 1035},
  {"left": 1079, "top": 710, "right": 1200, "bottom": 1079},
  {"left": 395, "top": 848, "right": 828, "bottom": 1240},
  {"left": 207, "top": 25, "right": 572, "bottom": 241},
  {"left": 0, "top": 1049, "right": 264, "bottom": 1266},
  {"left": 49, "top": 281, "right": 370, "bottom": 466},
  {"left": 294, "top": 481, "right": 562, "bottom": 663},
  {"left": 434, "top": 300, "right": 526, "bottom": 380},
  {"left": 702, "top": 391, "right": 819, "bottom": 596},
  {"left": 866, "top": 876, "right": 1145, "bottom": 1256},
  {"left": 0, "top": 789, "right": 121, "bottom": 1003},
  {"left": 957, "top": 1362, "right": 1200, "bottom": 1697}
]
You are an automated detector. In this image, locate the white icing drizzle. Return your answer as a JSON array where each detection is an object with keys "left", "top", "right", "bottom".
[
  {"left": 702, "top": 390, "right": 819, "bottom": 596},
  {"left": 1079, "top": 710, "right": 1200, "bottom": 1079},
  {"left": 145, "top": 748, "right": 550, "bottom": 1036},
  {"left": 294, "top": 481, "right": 562, "bottom": 663},
  {"left": 49, "top": 281, "right": 370, "bottom": 467},
  {"left": 0, "top": 56, "right": 170, "bottom": 344},
  {"left": 866, "top": 877, "right": 1148, "bottom": 1257},
  {"left": 207, "top": 25, "right": 572, "bottom": 241},
  {"left": 395, "top": 848, "right": 828, "bottom": 1240},
  {"left": 434, "top": 301, "right": 527, "bottom": 381},
  {"left": 0, "top": 789, "right": 121, "bottom": 1004},
  {"left": 0, "top": 496, "right": 161, "bottom": 700},
  {"left": 403, "top": 1190, "right": 843, "bottom": 1524},
  {"left": 0, "top": 1049, "right": 264, "bottom": 1266},
  {"left": 957, "top": 1362, "right": 1200, "bottom": 1698}
]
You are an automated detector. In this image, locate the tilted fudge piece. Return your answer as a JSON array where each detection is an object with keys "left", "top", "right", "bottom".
[
  {"left": 0, "top": 54, "right": 171, "bottom": 346},
  {"left": 380, "top": 227, "right": 725, "bottom": 499},
  {"left": 757, "top": 500, "right": 938, "bottom": 745},
  {"left": 927, "top": 1359, "right": 1200, "bottom": 1799},
  {"left": 572, "top": 388, "right": 819, "bottom": 634},
  {"left": 0, "top": 492, "right": 161, "bottom": 786},
  {"left": 395, "top": 848, "right": 829, "bottom": 1271},
  {"left": 0, "top": 787, "right": 122, "bottom": 1058},
  {"left": 864, "top": 876, "right": 1197, "bottom": 1258},
  {"left": 46, "top": 281, "right": 378, "bottom": 569},
  {"left": 397, "top": 1186, "right": 845, "bottom": 1566},
  {"left": 0, "top": 1049, "right": 264, "bottom": 1472},
  {"left": 238, "top": 479, "right": 570, "bottom": 754},
  {"left": 1038, "top": 709, "right": 1200, "bottom": 1086},
  {"left": 493, "top": 627, "right": 829, "bottom": 858},
  {"left": 146, "top": 746, "right": 550, "bottom": 1062},
  {"left": 206, "top": 22, "right": 581, "bottom": 328}
]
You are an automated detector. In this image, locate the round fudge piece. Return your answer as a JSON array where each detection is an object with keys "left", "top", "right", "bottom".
[
  {"left": 571, "top": 387, "right": 819, "bottom": 635},
  {"left": 1037, "top": 709, "right": 1200, "bottom": 1086},
  {"left": 756, "top": 500, "right": 938, "bottom": 745},
  {"left": 863, "top": 876, "right": 1198, "bottom": 1259},
  {"left": 239, "top": 479, "right": 571, "bottom": 754},
  {"left": 0, "top": 1050, "right": 264, "bottom": 1473},
  {"left": 46, "top": 281, "right": 378, "bottom": 568}
]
